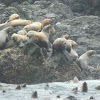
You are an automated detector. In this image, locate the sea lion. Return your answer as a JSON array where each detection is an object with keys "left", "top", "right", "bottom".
[
  {"left": 40, "top": 18, "right": 53, "bottom": 31},
  {"left": 11, "top": 33, "right": 27, "bottom": 44},
  {"left": 26, "top": 30, "right": 50, "bottom": 50},
  {"left": 61, "top": 34, "right": 70, "bottom": 40},
  {"left": 78, "top": 50, "right": 96, "bottom": 70},
  {"left": 41, "top": 24, "right": 55, "bottom": 43},
  {"left": 0, "top": 26, "right": 12, "bottom": 49},
  {"left": 67, "top": 39, "right": 78, "bottom": 61},
  {"left": 8, "top": 14, "right": 20, "bottom": 22},
  {"left": 23, "top": 22, "right": 42, "bottom": 32},
  {"left": 17, "top": 29, "right": 27, "bottom": 35},
  {"left": 52, "top": 38, "right": 72, "bottom": 62},
  {"left": 0, "top": 14, "right": 20, "bottom": 27},
  {"left": 9, "top": 19, "right": 33, "bottom": 27}
]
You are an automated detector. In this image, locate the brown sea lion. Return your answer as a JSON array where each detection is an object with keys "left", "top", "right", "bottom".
[
  {"left": 78, "top": 50, "right": 96, "bottom": 70},
  {"left": 26, "top": 30, "right": 50, "bottom": 50},
  {"left": 9, "top": 19, "right": 33, "bottom": 27},
  {"left": 0, "top": 26, "right": 12, "bottom": 49},
  {"left": 41, "top": 24, "right": 55, "bottom": 44},
  {"left": 40, "top": 18, "right": 52, "bottom": 31},
  {"left": 52, "top": 38, "right": 72, "bottom": 62},
  {"left": 23, "top": 22, "right": 42, "bottom": 32}
]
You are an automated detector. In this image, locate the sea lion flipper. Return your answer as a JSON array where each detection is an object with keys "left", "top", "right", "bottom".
[{"left": 62, "top": 50, "right": 72, "bottom": 62}]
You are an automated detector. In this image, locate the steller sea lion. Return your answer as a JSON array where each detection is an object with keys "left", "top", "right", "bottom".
[
  {"left": 23, "top": 22, "right": 42, "bottom": 32},
  {"left": 0, "top": 26, "right": 13, "bottom": 49},
  {"left": 52, "top": 38, "right": 72, "bottom": 62},
  {"left": 41, "top": 24, "right": 55, "bottom": 44},
  {"left": 11, "top": 33, "right": 27, "bottom": 44},
  {"left": 0, "top": 14, "right": 20, "bottom": 27},
  {"left": 40, "top": 18, "right": 53, "bottom": 31},
  {"left": 26, "top": 30, "right": 51, "bottom": 50},
  {"left": 9, "top": 19, "right": 33, "bottom": 27},
  {"left": 78, "top": 50, "right": 96, "bottom": 70}
]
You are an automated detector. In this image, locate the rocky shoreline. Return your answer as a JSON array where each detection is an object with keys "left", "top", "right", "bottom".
[{"left": 0, "top": 0, "right": 100, "bottom": 84}]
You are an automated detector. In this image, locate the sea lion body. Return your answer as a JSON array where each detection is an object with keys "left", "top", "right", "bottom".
[
  {"left": 24, "top": 22, "right": 41, "bottom": 32},
  {"left": 9, "top": 19, "right": 33, "bottom": 27},
  {"left": 41, "top": 24, "right": 55, "bottom": 44},
  {"left": 11, "top": 33, "right": 27, "bottom": 43},
  {"left": 52, "top": 38, "right": 72, "bottom": 62},
  {"left": 27, "top": 31, "right": 50, "bottom": 49},
  {"left": 0, "top": 26, "right": 12, "bottom": 49},
  {"left": 53, "top": 38, "right": 71, "bottom": 53}
]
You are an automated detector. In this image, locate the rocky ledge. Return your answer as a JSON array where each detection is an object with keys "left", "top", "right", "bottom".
[{"left": 0, "top": 0, "right": 100, "bottom": 84}]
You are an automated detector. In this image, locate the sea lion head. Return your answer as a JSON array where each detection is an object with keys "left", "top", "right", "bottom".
[
  {"left": 9, "top": 14, "right": 20, "bottom": 22},
  {"left": 87, "top": 50, "right": 96, "bottom": 57}
]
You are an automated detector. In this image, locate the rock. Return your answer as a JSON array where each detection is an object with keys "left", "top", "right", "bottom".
[
  {"left": 0, "top": 0, "right": 100, "bottom": 84},
  {"left": 73, "top": 76, "right": 79, "bottom": 83}
]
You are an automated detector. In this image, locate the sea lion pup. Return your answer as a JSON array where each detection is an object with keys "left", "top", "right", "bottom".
[
  {"left": 40, "top": 18, "right": 53, "bottom": 31},
  {"left": 9, "top": 19, "right": 33, "bottom": 27},
  {"left": 67, "top": 39, "right": 78, "bottom": 61},
  {"left": 0, "top": 26, "right": 13, "bottom": 49},
  {"left": 23, "top": 22, "right": 42, "bottom": 32},
  {"left": 11, "top": 33, "right": 27, "bottom": 46},
  {"left": 17, "top": 29, "right": 27, "bottom": 35},
  {"left": 52, "top": 38, "right": 72, "bottom": 62},
  {"left": 78, "top": 50, "right": 96, "bottom": 70},
  {"left": 26, "top": 30, "right": 51, "bottom": 51},
  {"left": 60, "top": 34, "right": 70, "bottom": 40},
  {"left": 8, "top": 14, "right": 20, "bottom": 22}
]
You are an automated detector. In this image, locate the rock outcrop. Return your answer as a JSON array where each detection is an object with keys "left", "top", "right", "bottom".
[{"left": 0, "top": 0, "right": 100, "bottom": 84}]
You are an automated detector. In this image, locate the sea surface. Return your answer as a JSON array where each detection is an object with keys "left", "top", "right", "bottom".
[{"left": 0, "top": 80, "right": 100, "bottom": 100}]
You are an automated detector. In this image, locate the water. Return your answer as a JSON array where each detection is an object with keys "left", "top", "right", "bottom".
[{"left": 0, "top": 80, "right": 100, "bottom": 100}]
